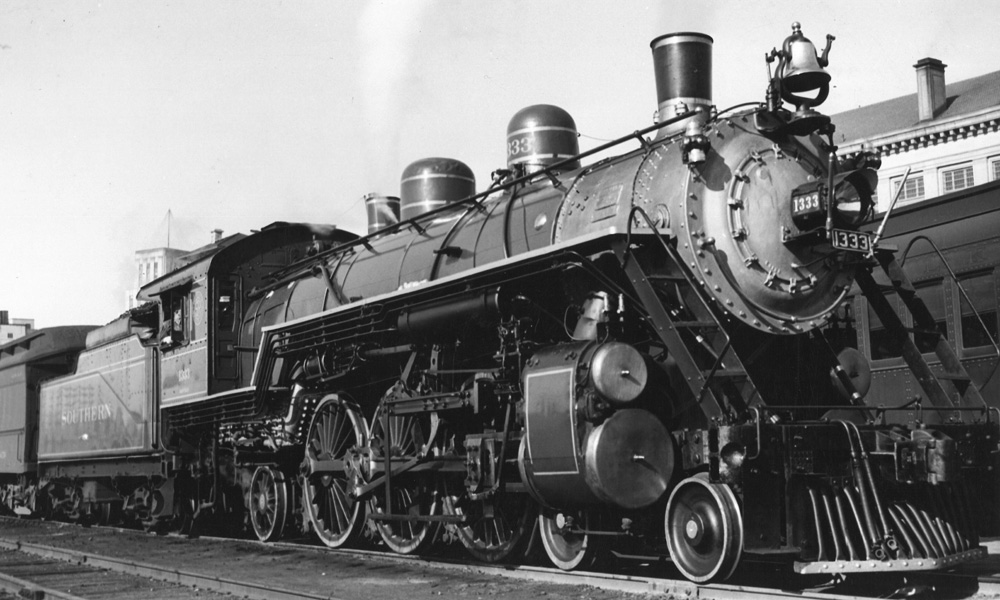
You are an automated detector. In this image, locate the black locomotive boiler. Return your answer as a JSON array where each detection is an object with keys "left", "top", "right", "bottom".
[{"left": 1, "top": 23, "right": 997, "bottom": 585}]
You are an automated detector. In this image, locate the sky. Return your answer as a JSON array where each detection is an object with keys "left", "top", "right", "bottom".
[{"left": 3, "top": 0, "right": 999, "bottom": 328}]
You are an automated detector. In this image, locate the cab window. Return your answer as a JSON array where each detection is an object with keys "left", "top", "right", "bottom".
[
  {"left": 218, "top": 281, "right": 236, "bottom": 332},
  {"left": 161, "top": 289, "right": 191, "bottom": 347}
]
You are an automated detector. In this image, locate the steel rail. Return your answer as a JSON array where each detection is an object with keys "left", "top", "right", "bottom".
[
  {"left": 0, "top": 537, "right": 339, "bottom": 600},
  {"left": 0, "top": 568, "right": 89, "bottom": 600}
]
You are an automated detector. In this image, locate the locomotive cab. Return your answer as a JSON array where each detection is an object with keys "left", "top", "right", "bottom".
[{"left": 138, "top": 222, "right": 357, "bottom": 407}]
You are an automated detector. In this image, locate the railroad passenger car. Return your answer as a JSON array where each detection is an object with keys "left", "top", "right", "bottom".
[{"left": 851, "top": 180, "right": 1000, "bottom": 414}]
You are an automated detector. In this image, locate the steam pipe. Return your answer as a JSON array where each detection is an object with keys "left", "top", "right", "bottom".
[
  {"left": 807, "top": 486, "right": 827, "bottom": 561},
  {"left": 843, "top": 486, "right": 871, "bottom": 559},
  {"left": 837, "top": 421, "right": 880, "bottom": 547},
  {"left": 931, "top": 487, "right": 960, "bottom": 552},
  {"left": 925, "top": 495, "right": 955, "bottom": 554},
  {"left": 848, "top": 422, "right": 893, "bottom": 547},
  {"left": 914, "top": 503, "right": 947, "bottom": 557},
  {"left": 888, "top": 505, "right": 919, "bottom": 559},
  {"left": 904, "top": 502, "right": 941, "bottom": 558},
  {"left": 834, "top": 490, "right": 859, "bottom": 560},
  {"left": 821, "top": 488, "right": 843, "bottom": 560},
  {"left": 951, "top": 484, "right": 973, "bottom": 549},
  {"left": 897, "top": 503, "right": 932, "bottom": 558}
]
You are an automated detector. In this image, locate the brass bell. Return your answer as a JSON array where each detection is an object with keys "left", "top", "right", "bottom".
[
  {"left": 761, "top": 22, "right": 836, "bottom": 136},
  {"left": 781, "top": 23, "right": 831, "bottom": 93}
]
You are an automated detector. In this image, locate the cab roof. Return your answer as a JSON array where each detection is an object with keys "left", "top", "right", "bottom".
[{"left": 138, "top": 222, "right": 357, "bottom": 300}]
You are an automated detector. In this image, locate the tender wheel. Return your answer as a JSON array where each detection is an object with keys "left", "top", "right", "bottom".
[
  {"left": 665, "top": 473, "right": 743, "bottom": 583},
  {"left": 538, "top": 510, "right": 603, "bottom": 570},
  {"left": 443, "top": 484, "right": 535, "bottom": 563},
  {"left": 368, "top": 407, "right": 439, "bottom": 554},
  {"left": 302, "top": 395, "right": 368, "bottom": 548},
  {"left": 250, "top": 466, "right": 290, "bottom": 542}
]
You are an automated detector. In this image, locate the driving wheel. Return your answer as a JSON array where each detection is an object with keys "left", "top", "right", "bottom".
[
  {"left": 367, "top": 406, "right": 439, "bottom": 554},
  {"left": 302, "top": 395, "right": 368, "bottom": 548},
  {"left": 443, "top": 484, "right": 535, "bottom": 563},
  {"left": 665, "top": 473, "right": 743, "bottom": 583}
]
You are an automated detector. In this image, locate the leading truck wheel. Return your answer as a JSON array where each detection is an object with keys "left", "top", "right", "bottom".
[
  {"left": 302, "top": 395, "right": 368, "bottom": 548},
  {"left": 665, "top": 473, "right": 743, "bottom": 583},
  {"left": 249, "top": 466, "right": 290, "bottom": 542}
]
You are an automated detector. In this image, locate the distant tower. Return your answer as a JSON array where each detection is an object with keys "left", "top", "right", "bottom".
[{"left": 0, "top": 310, "right": 33, "bottom": 341}]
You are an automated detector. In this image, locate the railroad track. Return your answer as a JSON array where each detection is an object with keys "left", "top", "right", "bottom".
[
  {"left": 0, "top": 517, "right": 997, "bottom": 600},
  {"left": 0, "top": 542, "right": 237, "bottom": 600}
]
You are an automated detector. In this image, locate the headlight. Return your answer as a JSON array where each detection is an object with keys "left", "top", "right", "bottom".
[
  {"left": 789, "top": 168, "right": 877, "bottom": 233},
  {"left": 831, "top": 168, "right": 877, "bottom": 227}
]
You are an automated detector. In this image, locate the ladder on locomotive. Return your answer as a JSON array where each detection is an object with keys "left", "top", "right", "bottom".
[
  {"left": 856, "top": 247, "right": 987, "bottom": 414},
  {"left": 613, "top": 238, "right": 757, "bottom": 422}
]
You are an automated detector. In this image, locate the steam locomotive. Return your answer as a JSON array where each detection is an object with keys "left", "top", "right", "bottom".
[{"left": 2, "top": 23, "right": 997, "bottom": 584}]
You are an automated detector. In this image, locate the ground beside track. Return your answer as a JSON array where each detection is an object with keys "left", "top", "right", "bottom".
[{"left": 0, "top": 518, "right": 650, "bottom": 600}]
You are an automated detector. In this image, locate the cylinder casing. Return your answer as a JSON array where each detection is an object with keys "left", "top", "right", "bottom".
[{"left": 519, "top": 341, "right": 674, "bottom": 509}]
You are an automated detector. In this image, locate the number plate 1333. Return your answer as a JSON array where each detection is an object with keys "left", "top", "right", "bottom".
[{"left": 830, "top": 229, "right": 873, "bottom": 253}]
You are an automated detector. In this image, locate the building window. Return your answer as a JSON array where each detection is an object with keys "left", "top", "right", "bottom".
[
  {"left": 991, "top": 158, "right": 1000, "bottom": 182},
  {"left": 941, "top": 164, "right": 974, "bottom": 193},
  {"left": 892, "top": 174, "right": 924, "bottom": 202}
]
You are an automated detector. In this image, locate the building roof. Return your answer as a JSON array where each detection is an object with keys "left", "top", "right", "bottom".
[{"left": 832, "top": 68, "right": 1000, "bottom": 145}]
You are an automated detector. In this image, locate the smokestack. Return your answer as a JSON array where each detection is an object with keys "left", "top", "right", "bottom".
[
  {"left": 211, "top": 228, "right": 224, "bottom": 243},
  {"left": 915, "top": 58, "right": 947, "bottom": 121},
  {"left": 0, "top": 310, "right": 7, "bottom": 326},
  {"left": 650, "top": 32, "right": 713, "bottom": 138}
]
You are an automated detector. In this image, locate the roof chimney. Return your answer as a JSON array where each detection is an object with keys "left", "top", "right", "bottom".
[
  {"left": 0, "top": 310, "right": 8, "bottom": 325},
  {"left": 914, "top": 58, "right": 947, "bottom": 121},
  {"left": 211, "top": 228, "right": 224, "bottom": 243}
]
